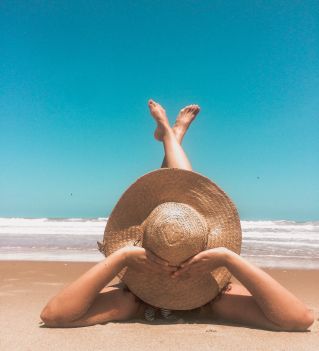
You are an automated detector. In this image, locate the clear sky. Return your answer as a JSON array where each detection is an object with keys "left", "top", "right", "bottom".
[{"left": 0, "top": 1, "right": 318, "bottom": 220}]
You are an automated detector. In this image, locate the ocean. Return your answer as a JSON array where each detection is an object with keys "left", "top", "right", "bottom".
[{"left": 0, "top": 218, "right": 318, "bottom": 269}]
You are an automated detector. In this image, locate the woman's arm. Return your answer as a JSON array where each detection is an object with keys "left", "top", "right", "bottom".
[
  {"left": 223, "top": 250, "right": 314, "bottom": 330},
  {"left": 40, "top": 247, "right": 173, "bottom": 326},
  {"left": 173, "top": 248, "right": 314, "bottom": 331},
  {"left": 40, "top": 250, "right": 126, "bottom": 325}
]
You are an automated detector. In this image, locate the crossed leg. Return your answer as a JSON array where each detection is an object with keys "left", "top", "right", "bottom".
[
  {"left": 160, "top": 103, "right": 200, "bottom": 168},
  {"left": 148, "top": 99, "right": 193, "bottom": 171}
]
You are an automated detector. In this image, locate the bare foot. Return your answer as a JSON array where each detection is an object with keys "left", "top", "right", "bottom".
[
  {"left": 173, "top": 105, "right": 200, "bottom": 143},
  {"left": 148, "top": 99, "right": 171, "bottom": 141}
]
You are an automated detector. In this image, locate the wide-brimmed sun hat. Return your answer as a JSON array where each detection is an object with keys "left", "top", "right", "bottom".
[{"left": 98, "top": 168, "right": 242, "bottom": 310}]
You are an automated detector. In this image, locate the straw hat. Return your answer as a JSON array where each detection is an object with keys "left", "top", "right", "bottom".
[{"left": 98, "top": 168, "right": 242, "bottom": 310}]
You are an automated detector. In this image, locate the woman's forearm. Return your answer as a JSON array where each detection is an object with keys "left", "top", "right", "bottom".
[
  {"left": 41, "top": 250, "right": 126, "bottom": 321},
  {"left": 224, "top": 251, "right": 314, "bottom": 329},
  {"left": 40, "top": 246, "right": 171, "bottom": 325}
]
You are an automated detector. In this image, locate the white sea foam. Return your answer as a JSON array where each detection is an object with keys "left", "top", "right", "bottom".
[
  {"left": 0, "top": 218, "right": 318, "bottom": 268},
  {"left": 0, "top": 217, "right": 107, "bottom": 235}
]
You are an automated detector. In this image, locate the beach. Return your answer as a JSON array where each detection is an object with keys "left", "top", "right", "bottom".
[
  {"left": 1, "top": 261, "right": 318, "bottom": 351},
  {"left": 1, "top": 219, "right": 318, "bottom": 349},
  {"left": 2, "top": 0, "right": 318, "bottom": 349}
]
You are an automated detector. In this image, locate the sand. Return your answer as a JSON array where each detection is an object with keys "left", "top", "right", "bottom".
[{"left": 0, "top": 261, "right": 318, "bottom": 351}]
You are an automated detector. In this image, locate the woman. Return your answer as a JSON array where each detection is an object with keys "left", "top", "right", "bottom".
[{"left": 40, "top": 100, "right": 314, "bottom": 331}]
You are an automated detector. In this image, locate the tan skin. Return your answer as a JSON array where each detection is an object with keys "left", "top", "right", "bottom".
[{"left": 40, "top": 100, "right": 314, "bottom": 330}]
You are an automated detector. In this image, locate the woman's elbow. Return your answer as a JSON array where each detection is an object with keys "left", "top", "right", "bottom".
[
  {"left": 281, "top": 309, "right": 315, "bottom": 332},
  {"left": 40, "top": 305, "right": 64, "bottom": 328},
  {"left": 294, "top": 309, "right": 315, "bottom": 331}
]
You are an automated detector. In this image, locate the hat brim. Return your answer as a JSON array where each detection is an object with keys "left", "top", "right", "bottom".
[{"left": 99, "top": 168, "right": 241, "bottom": 310}]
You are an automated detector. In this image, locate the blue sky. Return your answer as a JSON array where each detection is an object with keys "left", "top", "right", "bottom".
[{"left": 0, "top": 1, "right": 318, "bottom": 220}]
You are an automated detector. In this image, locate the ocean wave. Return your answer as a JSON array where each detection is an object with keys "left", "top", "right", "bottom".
[
  {"left": 1, "top": 218, "right": 318, "bottom": 268},
  {"left": 241, "top": 221, "right": 319, "bottom": 232}
]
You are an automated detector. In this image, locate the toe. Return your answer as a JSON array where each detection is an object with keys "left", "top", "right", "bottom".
[{"left": 194, "top": 105, "right": 200, "bottom": 112}]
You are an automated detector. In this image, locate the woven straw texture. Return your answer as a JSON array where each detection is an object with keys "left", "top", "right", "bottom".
[{"left": 98, "top": 168, "right": 242, "bottom": 310}]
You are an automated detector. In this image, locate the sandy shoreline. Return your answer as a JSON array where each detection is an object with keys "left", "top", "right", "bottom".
[{"left": 1, "top": 261, "right": 318, "bottom": 350}]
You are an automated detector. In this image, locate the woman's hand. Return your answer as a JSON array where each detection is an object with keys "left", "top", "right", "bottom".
[
  {"left": 120, "top": 246, "right": 178, "bottom": 274},
  {"left": 172, "top": 247, "right": 232, "bottom": 279}
]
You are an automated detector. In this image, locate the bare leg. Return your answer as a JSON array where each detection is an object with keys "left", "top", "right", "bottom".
[
  {"left": 161, "top": 105, "right": 200, "bottom": 168},
  {"left": 148, "top": 99, "right": 193, "bottom": 171}
]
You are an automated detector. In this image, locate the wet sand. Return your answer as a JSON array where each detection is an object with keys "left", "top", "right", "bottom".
[{"left": 0, "top": 261, "right": 318, "bottom": 351}]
